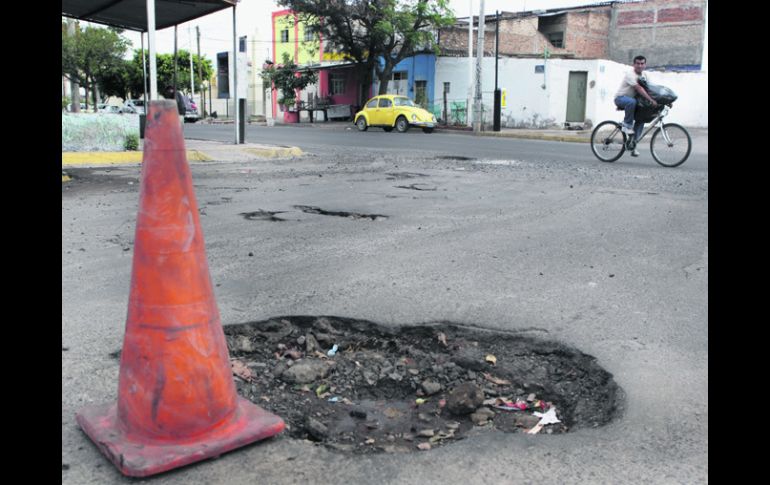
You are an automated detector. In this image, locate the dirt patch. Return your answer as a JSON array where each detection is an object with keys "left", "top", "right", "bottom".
[
  {"left": 385, "top": 172, "right": 429, "bottom": 180},
  {"left": 224, "top": 316, "right": 623, "bottom": 454},
  {"left": 240, "top": 210, "right": 288, "bottom": 222}
]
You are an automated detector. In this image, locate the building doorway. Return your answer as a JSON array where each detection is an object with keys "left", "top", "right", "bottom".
[{"left": 566, "top": 71, "right": 587, "bottom": 122}]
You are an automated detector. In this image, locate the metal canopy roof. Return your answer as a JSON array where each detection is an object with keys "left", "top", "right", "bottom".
[{"left": 61, "top": 0, "right": 237, "bottom": 32}]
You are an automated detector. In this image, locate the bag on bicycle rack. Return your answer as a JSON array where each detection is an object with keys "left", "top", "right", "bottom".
[{"left": 635, "top": 79, "right": 677, "bottom": 122}]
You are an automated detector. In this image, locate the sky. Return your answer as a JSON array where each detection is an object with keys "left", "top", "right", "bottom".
[{"left": 114, "top": 0, "right": 604, "bottom": 64}]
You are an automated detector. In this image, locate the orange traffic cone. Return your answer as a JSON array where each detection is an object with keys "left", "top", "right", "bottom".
[{"left": 76, "top": 100, "right": 284, "bottom": 477}]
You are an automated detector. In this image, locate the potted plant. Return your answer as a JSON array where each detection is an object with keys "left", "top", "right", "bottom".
[{"left": 262, "top": 53, "right": 317, "bottom": 123}]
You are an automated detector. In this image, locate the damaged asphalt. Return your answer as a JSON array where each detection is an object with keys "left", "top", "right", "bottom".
[{"left": 62, "top": 135, "right": 707, "bottom": 484}]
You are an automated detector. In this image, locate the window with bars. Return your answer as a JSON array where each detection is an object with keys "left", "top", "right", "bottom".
[
  {"left": 280, "top": 30, "right": 289, "bottom": 43},
  {"left": 330, "top": 73, "right": 345, "bottom": 95}
]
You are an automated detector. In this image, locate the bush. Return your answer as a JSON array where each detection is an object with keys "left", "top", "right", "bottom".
[{"left": 124, "top": 133, "right": 139, "bottom": 151}]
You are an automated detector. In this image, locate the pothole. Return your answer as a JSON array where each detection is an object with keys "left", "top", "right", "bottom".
[
  {"left": 395, "top": 184, "right": 438, "bottom": 191},
  {"left": 224, "top": 316, "right": 624, "bottom": 454},
  {"left": 436, "top": 156, "right": 475, "bottom": 161},
  {"left": 240, "top": 210, "right": 288, "bottom": 222},
  {"left": 293, "top": 205, "right": 388, "bottom": 221}
]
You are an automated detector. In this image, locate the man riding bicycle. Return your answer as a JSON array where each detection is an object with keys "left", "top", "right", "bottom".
[{"left": 614, "top": 55, "right": 657, "bottom": 157}]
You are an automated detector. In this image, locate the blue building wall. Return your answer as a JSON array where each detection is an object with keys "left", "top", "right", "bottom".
[{"left": 375, "top": 53, "right": 436, "bottom": 110}]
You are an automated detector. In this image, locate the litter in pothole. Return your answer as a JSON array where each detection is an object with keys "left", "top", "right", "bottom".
[{"left": 223, "top": 316, "right": 623, "bottom": 454}]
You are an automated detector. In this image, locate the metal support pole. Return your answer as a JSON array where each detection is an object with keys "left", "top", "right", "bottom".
[
  {"left": 173, "top": 25, "right": 178, "bottom": 102},
  {"left": 233, "top": 5, "right": 240, "bottom": 144},
  {"left": 147, "top": 0, "right": 157, "bottom": 100},
  {"left": 493, "top": 10, "right": 501, "bottom": 132}
]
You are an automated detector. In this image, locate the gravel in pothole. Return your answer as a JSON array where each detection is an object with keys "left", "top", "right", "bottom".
[{"left": 223, "top": 316, "right": 623, "bottom": 454}]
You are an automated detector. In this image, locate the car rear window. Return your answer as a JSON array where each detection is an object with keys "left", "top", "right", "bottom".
[{"left": 378, "top": 98, "right": 392, "bottom": 108}]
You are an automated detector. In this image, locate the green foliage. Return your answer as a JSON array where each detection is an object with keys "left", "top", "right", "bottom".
[
  {"left": 261, "top": 53, "right": 318, "bottom": 107},
  {"left": 278, "top": 0, "right": 455, "bottom": 98},
  {"left": 124, "top": 133, "right": 140, "bottom": 151},
  {"left": 125, "top": 50, "right": 214, "bottom": 98},
  {"left": 62, "top": 20, "right": 131, "bottom": 98},
  {"left": 62, "top": 96, "right": 70, "bottom": 111}
]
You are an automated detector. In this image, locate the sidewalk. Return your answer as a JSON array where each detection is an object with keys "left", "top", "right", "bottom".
[{"left": 61, "top": 139, "right": 304, "bottom": 167}]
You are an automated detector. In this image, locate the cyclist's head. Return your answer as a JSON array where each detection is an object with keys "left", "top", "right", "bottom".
[{"left": 633, "top": 56, "right": 647, "bottom": 72}]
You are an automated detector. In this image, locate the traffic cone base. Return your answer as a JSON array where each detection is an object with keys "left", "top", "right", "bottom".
[{"left": 77, "top": 397, "right": 284, "bottom": 477}]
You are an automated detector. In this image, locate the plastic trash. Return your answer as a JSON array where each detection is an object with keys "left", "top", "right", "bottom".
[
  {"left": 327, "top": 344, "right": 339, "bottom": 356},
  {"left": 527, "top": 407, "right": 561, "bottom": 435}
]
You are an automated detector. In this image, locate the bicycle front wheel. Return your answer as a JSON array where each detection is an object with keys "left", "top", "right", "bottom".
[
  {"left": 650, "top": 123, "right": 691, "bottom": 167},
  {"left": 591, "top": 121, "right": 627, "bottom": 163}
]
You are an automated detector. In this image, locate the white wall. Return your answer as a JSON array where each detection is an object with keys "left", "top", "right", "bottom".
[
  {"left": 436, "top": 57, "right": 708, "bottom": 128},
  {"left": 593, "top": 59, "right": 708, "bottom": 128}
]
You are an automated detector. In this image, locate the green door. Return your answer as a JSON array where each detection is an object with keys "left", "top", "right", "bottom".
[{"left": 566, "top": 71, "right": 587, "bottom": 122}]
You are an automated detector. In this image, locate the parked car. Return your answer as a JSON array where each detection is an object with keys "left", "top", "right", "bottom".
[
  {"left": 98, "top": 104, "right": 124, "bottom": 114},
  {"left": 123, "top": 99, "right": 146, "bottom": 115},
  {"left": 66, "top": 103, "right": 87, "bottom": 112},
  {"left": 354, "top": 95, "right": 436, "bottom": 133},
  {"left": 183, "top": 96, "right": 199, "bottom": 123}
]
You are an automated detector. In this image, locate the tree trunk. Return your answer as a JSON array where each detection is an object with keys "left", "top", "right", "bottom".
[
  {"left": 377, "top": 65, "right": 394, "bottom": 95},
  {"left": 93, "top": 82, "right": 101, "bottom": 111},
  {"left": 67, "top": 20, "right": 81, "bottom": 113}
]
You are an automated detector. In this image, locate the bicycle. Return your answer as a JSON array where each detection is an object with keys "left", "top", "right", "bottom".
[{"left": 590, "top": 104, "right": 692, "bottom": 167}]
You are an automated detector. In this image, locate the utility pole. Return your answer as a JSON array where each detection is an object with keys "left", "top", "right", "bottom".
[
  {"left": 467, "top": 0, "right": 473, "bottom": 127},
  {"left": 189, "top": 26, "right": 195, "bottom": 103},
  {"left": 473, "top": 0, "right": 485, "bottom": 133},
  {"left": 197, "top": 26, "right": 204, "bottom": 116},
  {"left": 67, "top": 19, "right": 80, "bottom": 113}
]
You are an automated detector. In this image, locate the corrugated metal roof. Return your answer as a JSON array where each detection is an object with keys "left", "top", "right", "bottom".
[{"left": 62, "top": 0, "right": 237, "bottom": 32}]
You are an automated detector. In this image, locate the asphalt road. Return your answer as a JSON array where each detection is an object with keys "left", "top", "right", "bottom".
[
  {"left": 183, "top": 123, "right": 709, "bottom": 171},
  {"left": 62, "top": 131, "right": 708, "bottom": 484}
]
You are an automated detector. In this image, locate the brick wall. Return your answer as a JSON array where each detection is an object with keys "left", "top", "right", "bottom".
[
  {"left": 438, "top": 8, "right": 609, "bottom": 59},
  {"left": 609, "top": 0, "right": 706, "bottom": 68}
]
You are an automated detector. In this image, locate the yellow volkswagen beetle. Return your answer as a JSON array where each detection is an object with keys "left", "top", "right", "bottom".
[{"left": 354, "top": 95, "right": 437, "bottom": 133}]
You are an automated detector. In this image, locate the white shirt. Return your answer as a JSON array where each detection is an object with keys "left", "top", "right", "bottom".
[{"left": 615, "top": 70, "right": 648, "bottom": 98}]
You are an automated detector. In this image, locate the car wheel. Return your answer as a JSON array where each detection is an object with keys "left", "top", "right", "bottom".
[
  {"left": 383, "top": 127, "right": 394, "bottom": 132},
  {"left": 422, "top": 127, "right": 434, "bottom": 134},
  {"left": 356, "top": 117, "right": 368, "bottom": 132},
  {"left": 396, "top": 116, "right": 409, "bottom": 133}
]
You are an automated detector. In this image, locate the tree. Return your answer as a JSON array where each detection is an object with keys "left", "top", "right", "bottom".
[
  {"left": 278, "top": 0, "right": 455, "bottom": 104},
  {"left": 125, "top": 49, "right": 213, "bottom": 100},
  {"left": 262, "top": 53, "right": 318, "bottom": 108},
  {"left": 62, "top": 20, "right": 131, "bottom": 109}
]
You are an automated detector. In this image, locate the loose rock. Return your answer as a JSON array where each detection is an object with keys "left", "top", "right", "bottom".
[{"left": 447, "top": 382, "right": 485, "bottom": 415}]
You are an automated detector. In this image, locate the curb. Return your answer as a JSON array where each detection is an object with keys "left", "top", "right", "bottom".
[
  {"left": 62, "top": 146, "right": 303, "bottom": 167},
  {"left": 244, "top": 147, "right": 303, "bottom": 158},
  {"left": 61, "top": 151, "right": 212, "bottom": 166},
  {"left": 476, "top": 132, "right": 591, "bottom": 143}
]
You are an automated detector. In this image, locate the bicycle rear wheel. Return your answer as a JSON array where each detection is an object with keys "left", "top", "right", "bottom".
[
  {"left": 650, "top": 123, "right": 691, "bottom": 167},
  {"left": 591, "top": 121, "right": 627, "bottom": 162}
]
